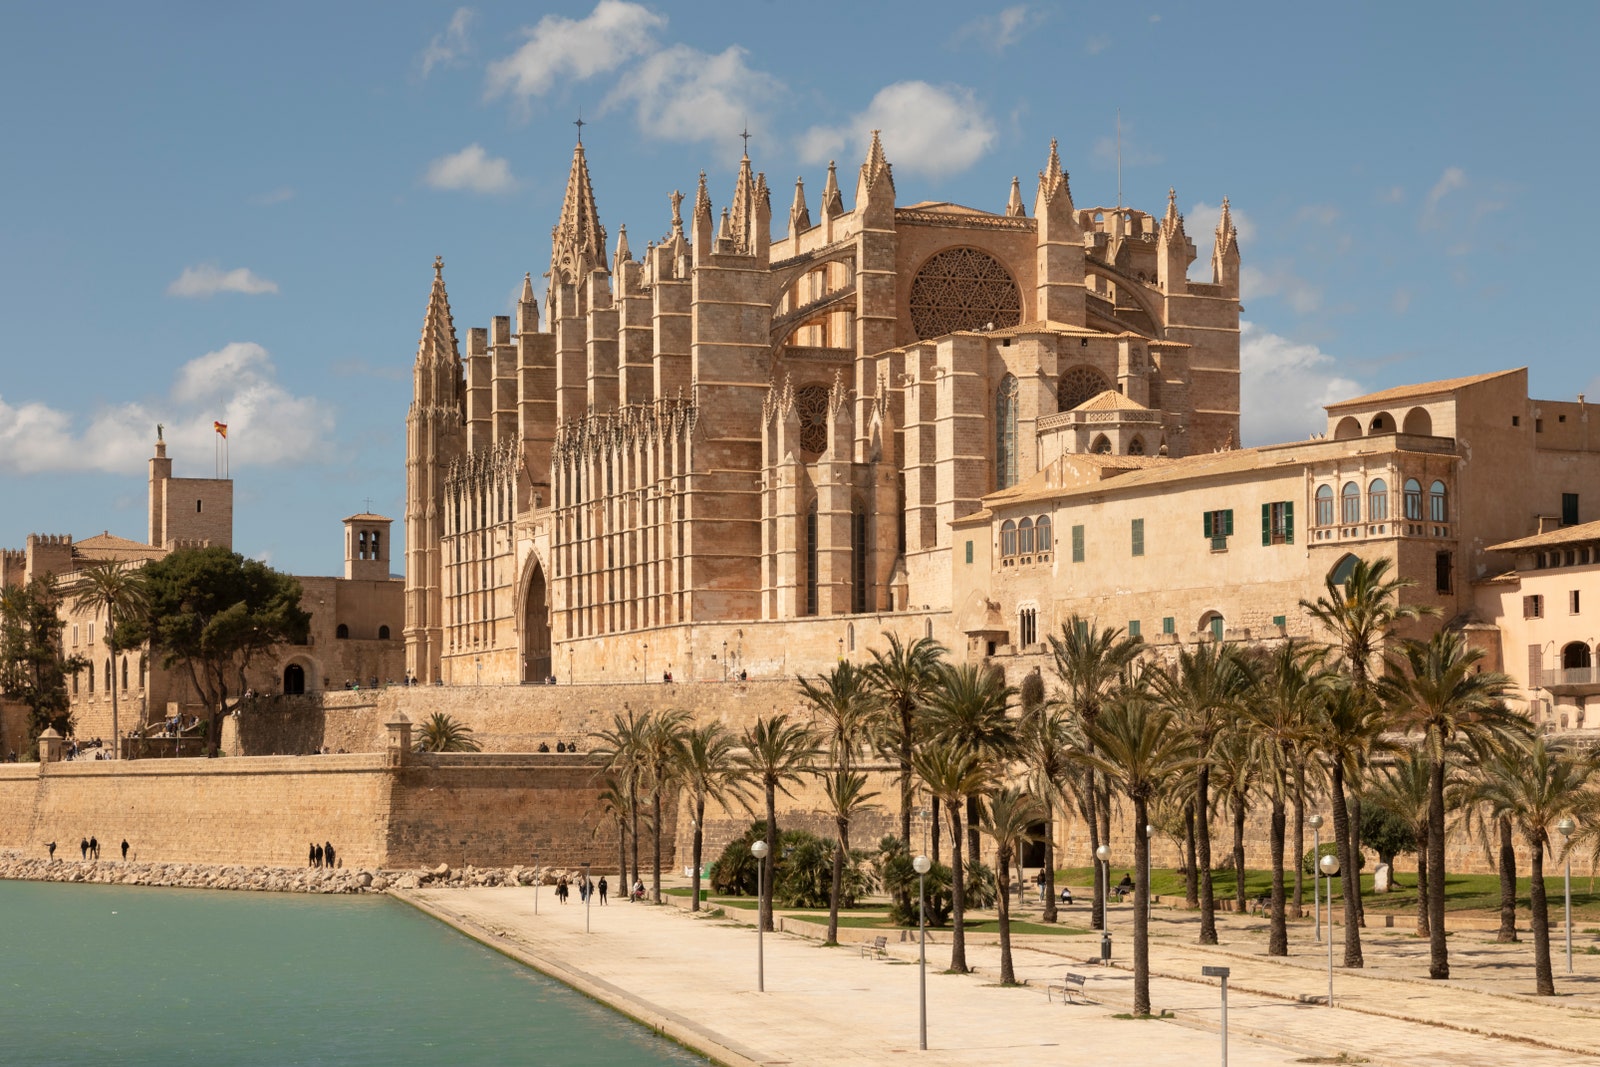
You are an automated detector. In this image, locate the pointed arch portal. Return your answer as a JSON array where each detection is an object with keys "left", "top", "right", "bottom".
[{"left": 522, "top": 561, "right": 551, "bottom": 683}]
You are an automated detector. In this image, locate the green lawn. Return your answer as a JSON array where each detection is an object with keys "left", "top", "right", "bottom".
[
  {"left": 1053, "top": 866, "right": 1600, "bottom": 920},
  {"left": 829, "top": 914, "right": 1090, "bottom": 937}
]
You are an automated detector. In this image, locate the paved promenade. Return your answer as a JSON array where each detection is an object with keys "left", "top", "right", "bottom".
[{"left": 399, "top": 885, "right": 1600, "bottom": 1067}]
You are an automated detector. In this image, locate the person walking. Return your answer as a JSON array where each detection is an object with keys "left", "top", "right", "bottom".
[
  {"left": 598, "top": 876, "right": 608, "bottom": 905},
  {"left": 79, "top": 838, "right": 88, "bottom": 860},
  {"left": 47, "top": 841, "right": 55, "bottom": 860},
  {"left": 309, "top": 842, "right": 317, "bottom": 867},
  {"left": 89, "top": 836, "right": 99, "bottom": 860},
  {"left": 324, "top": 842, "right": 336, "bottom": 869},
  {"left": 314, "top": 844, "right": 324, "bottom": 868},
  {"left": 120, "top": 840, "right": 128, "bottom": 861},
  {"left": 557, "top": 875, "right": 569, "bottom": 904}
]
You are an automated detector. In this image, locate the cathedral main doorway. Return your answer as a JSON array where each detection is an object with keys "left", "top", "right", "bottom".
[
  {"left": 283, "top": 663, "right": 306, "bottom": 695},
  {"left": 522, "top": 562, "right": 552, "bottom": 683}
]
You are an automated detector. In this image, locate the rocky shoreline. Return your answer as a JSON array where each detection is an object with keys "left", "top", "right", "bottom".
[{"left": 0, "top": 852, "right": 556, "bottom": 895}]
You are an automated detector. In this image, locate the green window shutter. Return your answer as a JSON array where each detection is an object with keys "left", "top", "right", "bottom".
[
  {"left": 1128, "top": 619, "right": 1141, "bottom": 638},
  {"left": 1273, "top": 614, "right": 1287, "bottom": 629},
  {"left": 1132, "top": 518, "right": 1144, "bottom": 557},
  {"left": 1261, "top": 503, "right": 1271, "bottom": 546},
  {"left": 1203, "top": 511, "right": 1213, "bottom": 538},
  {"left": 965, "top": 540, "right": 973, "bottom": 564},
  {"left": 1284, "top": 501, "right": 1294, "bottom": 544},
  {"left": 1162, "top": 616, "right": 1175, "bottom": 634},
  {"left": 1224, "top": 509, "right": 1234, "bottom": 537},
  {"left": 1071, "top": 524, "right": 1085, "bottom": 562}
]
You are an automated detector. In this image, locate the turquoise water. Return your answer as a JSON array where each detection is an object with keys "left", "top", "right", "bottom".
[{"left": 0, "top": 880, "right": 708, "bottom": 1066}]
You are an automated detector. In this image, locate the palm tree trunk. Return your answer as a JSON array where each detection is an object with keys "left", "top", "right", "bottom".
[
  {"left": 966, "top": 794, "right": 981, "bottom": 864},
  {"left": 107, "top": 606, "right": 119, "bottom": 759},
  {"left": 948, "top": 800, "right": 968, "bottom": 974},
  {"left": 1087, "top": 770, "right": 1104, "bottom": 930},
  {"left": 1197, "top": 764, "right": 1217, "bottom": 945},
  {"left": 1184, "top": 800, "right": 1198, "bottom": 908},
  {"left": 629, "top": 772, "right": 641, "bottom": 892},
  {"left": 828, "top": 818, "right": 845, "bottom": 945},
  {"left": 1269, "top": 793, "right": 1287, "bottom": 956},
  {"left": 762, "top": 781, "right": 778, "bottom": 933},
  {"left": 899, "top": 715, "right": 914, "bottom": 847},
  {"left": 930, "top": 796, "right": 941, "bottom": 864},
  {"left": 1292, "top": 766, "right": 1306, "bottom": 913},
  {"left": 996, "top": 843, "right": 1015, "bottom": 984},
  {"left": 1426, "top": 751, "right": 1449, "bottom": 979},
  {"left": 618, "top": 819, "right": 629, "bottom": 902},
  {"left": 1133, "top": 796, "right": 1152, "bottom": 1016},
  {"left": 652, "top": 789, "right": 663, "bottom": 903},
  {"left": 691, "top": 797, "right": 705, "bottom": 912},
  {"left": 1349, "top": 789, "right": 1365, "bottom": 927},
  {"left": 1414, "top": 836, "right": 1429, "bottom": 939},
  {"left": 1232, "top": 789, "right": 1247, "bottom": 915},
  {"left": 1041, "top": 812, "right": 1058, "bottom": 923},
  {"left": 1496, "top": 816, "right": 1518, "bottom": 943},
  {"left": 1529, "top": 838, "right": 1554, "bottom": 995},
  {"left": 1330, "top": 760, "right": 1364, "bottom": 967}
]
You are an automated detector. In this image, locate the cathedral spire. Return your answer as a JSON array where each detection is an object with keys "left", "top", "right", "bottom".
[
  {"left": 821, "top": 160, "right": 844, "bottom": 219},
  {"left": 615, "top": 224, "right": 632, "bottom": 265},
  {"left": 789, "top": 176, "right": 813, "bottom": 236},
  {"left": 729, "top": 151, "right": 757, "bottom": 253},
  {"left": 1215, "top": 196, "right": 1237, "bottom": 255},
  {"left": 519, "top": 271, "right": 535, "bottom": 305},
  {"left": 858, "top": 129, "right": 894, "bottom": 196},
  {"left": 1036, "top": 137, "right": 1072, "bottom": 207},
  {"left": 1161, "top": 187, "right": 1185, "bottom": 238},
  {"left": 416, "top": 256, "right": 459, "bottom": 367},
  {"left": 550, "top": 141, "right": 608, "bottom": 285},
  {"left": 1006, "top": 176, "right": 1025, "bottom": 217}
]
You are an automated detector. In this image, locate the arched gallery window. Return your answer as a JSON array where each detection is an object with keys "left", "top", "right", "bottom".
[
  {"left": 1404, "top": 478, "right": 1423, "bottom": 520},
  {"left": 1430, "top": 480, "right": 1448, "bottom": 522},
  {"left": 1368, "top": 478, "right": 1388, "bottom": 521},
  {"left": 1341, "top": 481, "right": 1361, "bottom": 525},
  {"left": 1316, "top": 484, "right": 1334, "bottom": 526},
  {"left": 1000, "top": 519, "right": 1017, "bottom": 559}
]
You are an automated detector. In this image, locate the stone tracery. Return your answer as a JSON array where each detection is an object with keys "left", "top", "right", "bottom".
[{"left": 909, "top": 247, "right": 1022, "bottom": 340}]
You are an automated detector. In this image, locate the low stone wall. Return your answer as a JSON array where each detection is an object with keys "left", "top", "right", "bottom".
[{"left": 0, "top": 852, "right": 569, "bottom": 893}]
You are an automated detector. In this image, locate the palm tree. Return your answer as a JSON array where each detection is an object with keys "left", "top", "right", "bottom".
[
  {"left": 675, "top": 723, "right": 752, "bottom": 912},
  {"left": 1242, "top": 641, "right": 1325, "bottom": 955},
  {"left": 639, "top": 709, "right": 691, "bottom": 902},
  {"left": 864, "top": 632, "right": 946, "bottom": 847},
  {"left": 922, "top": 661, "right": 1018, "bottom": 861},
  {"left": 595, "top": 777, "right": 639, "bottom": 892},
  {"left": 798, "top": 659, "right": 881, "bottom": 937},
  {"left": 1018, "top": 697, "right": 1075, "bottom": 922},
  {"left": 1210, "top": 728, "right": 1257, "bottom": 915},
  {"left": 1382, "top": 629, "right": 1521, "bottom": 979},
  {"left": 912, "top": 741, "right": 990, "bottom": 974},
  {"left": 978, "top": 787, "right": 1044, "bottom": 984},
  {"left": 413, "top": 711, "right": 482, "bottom": 752},
  {"left": 1310, "top": 681, "right": 1389, "bottom": 967},
  {"left": 821, "top": 769, "right": 879, "bottom": 943},
  {"left": 1154, "top": 640, "right": 1252, "bottom": 945},
  {"left": 70, "top": 559, "right": 150, "bottom": 757},
  {"left": 591, "top": 708, "right": 652, "bottom": 891},
  {"left": 739, "top": 713, "right": 822, "bottom": 932},
  {"left": 1455, "top": 733, "right": 1522, "bottom": 943},
  {"left": 1365, "top": 746, "right": 1436, "bottom": 938},
  {"left": 1474, "top": 737, "right": 1595, "bottom": 995},
  {"left": 1049, "top": 617, "right": 1143, "bottom": 930},
  {"left": 1075, "top": 693, "right": 1196, "bottom": 1016}
]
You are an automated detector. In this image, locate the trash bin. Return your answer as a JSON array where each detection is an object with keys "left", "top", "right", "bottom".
[{"left": 1100, "top": 929, "right": 1113, "bottom": 963}]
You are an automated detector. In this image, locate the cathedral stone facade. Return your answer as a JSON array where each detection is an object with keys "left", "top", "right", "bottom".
[{"left": 404, "top": 135, "right": 1242, "bottom": 686}]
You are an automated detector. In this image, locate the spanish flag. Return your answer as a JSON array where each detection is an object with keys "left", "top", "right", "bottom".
[{"left": 214, "top": 421, "right": 228, "bottom": 438}]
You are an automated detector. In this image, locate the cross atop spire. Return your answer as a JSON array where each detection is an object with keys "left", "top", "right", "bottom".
[
  {"left": 433, "top": 255, "right": 444, "bottom": 277},
  {"left": 574, "top": 109, "right": 586, "bottom": 144},
  {"left": 740, "top": 124, "right": 751, "bottom": 156},
  {"left": 550, "top": 140, "right": 607, "bottom": 284}
]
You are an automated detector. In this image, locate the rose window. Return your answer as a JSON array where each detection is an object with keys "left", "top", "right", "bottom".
[{"left": 909, "top": 248, "right": 1021, "bottom": 340}]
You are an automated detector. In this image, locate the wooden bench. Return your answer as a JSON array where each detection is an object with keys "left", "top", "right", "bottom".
[
  {"left": 859, "top": 935, "right": 888, "bottom": 959},
  {"left": 1047, "top": 972, "right": 1089, "bottom": 1004}
]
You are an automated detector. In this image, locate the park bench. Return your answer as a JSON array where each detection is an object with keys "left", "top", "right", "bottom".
[
  {"left": 1046, "top": 972, "right": 1089, "bottom": 1004},
  {"left": 860, "top": 935, "right": 888, "bottom": 959}
]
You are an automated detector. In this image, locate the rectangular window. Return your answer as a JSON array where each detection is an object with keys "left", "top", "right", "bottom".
[
  {"left": 1563, "top": 493, "right": 1580, "bottom": 526},
  {"left": 1524, "top": 594, "right": 1544, "bottom": 619},
  {"left": 1203, "top": 508, "right": 1234, "bottom": 550},
  {"left": 1131, "top": 518, "right": 1145, "bottom": 557},
  {"left": 1071, "top": 524, "right": 1085, "bottom": 563},
  {"left": 1272, "top": 614, "right": 1287, "bottom": 630},
  {"left": 1571, "top": 590, "right": 1581, "bottom": 615},
  {"left": 1436, "top": 550, "right": 1453, "bottom": 594},
  {"left": 1127, "top": 619, "right": 1141, "bottom": 638},
  {"left": 965, "top": 540, "right": 973, "bottom": 565},
  {"left": 1262, "top": 502, "right": 1294, "bottom": 545},
  {"left": 71, "top": 624, "right": 78, "bottom": 647},
  {"left": 88, "top": 622, "right": 95, "bottom": 645},
  {"left": 1162, "top": 616, "right": 1176, "bottom": 635}
]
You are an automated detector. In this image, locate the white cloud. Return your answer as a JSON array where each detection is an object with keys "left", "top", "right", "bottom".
[
  {"left": 420, "top": 7, "right": 473, "bottom": 77},
  {"left": 953, "top": 5, "right": 1038, "bottom": 51},
  {"left": 1378, "top": 185, "right": 1404, "bottom": 204},
  {"left": 250, "top": 187, "right": 294, "bottom": 206},
  {"left": 167, "top": 264, "right": 279, "bottom": 298},
  {"left": 0, "top": 343, "right": 333, "bottom": 475},
  {"left": 423, "top": 144, "right": 517, "bottom": 194},
  {"left": 1188, "top": 200, "right": 1258, "bottom": 245},
  {"left": 1239, "top": 322, "right": 1364, "bottom": 446},
  {"left": 1421, "top": 166, "right": 1465, "bottom": 228},
  {"left": 797, "top": 82, "right": 995, "bottom": 179},
  {"left": 1295, "top": 203, "right": 1340, "bottom": 226},
  {"left": 1085, "top": 34, "right": 1111, "bottom": 55},
  {"left": 606, "top": 44, "right": 780, "bottom": 144},
  {"left": 1240, "top": 263, "right": 1322, "bottom": 315},
  {"left": 486, "top": 0, "right": 663, "bottom": 101}
]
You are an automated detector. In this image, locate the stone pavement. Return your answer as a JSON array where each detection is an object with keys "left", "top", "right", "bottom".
[{"left": 399, "top": 885, "right": 1600, "bottom": 1067}]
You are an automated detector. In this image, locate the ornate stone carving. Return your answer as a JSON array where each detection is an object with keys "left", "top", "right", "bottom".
[
  {"left": 1058, "top": 366, "right": 1111, "bottom": 412},
  {"left": 796, "top": 384, "right": 831, "bottom": 455},
  {"left": 908, "top": 247, "right": 1022, "bottom": 340}
]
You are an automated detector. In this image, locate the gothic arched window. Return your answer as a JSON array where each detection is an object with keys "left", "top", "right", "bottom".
[
  {"left": 996, "top": 374, "right": 1019, "bottom": 490},
  {"left": 796, "top": 385, "right": 831, "bottom": 455},
  {"left": 1058, "top": 365, "right": 1111, "bottom": 412}
]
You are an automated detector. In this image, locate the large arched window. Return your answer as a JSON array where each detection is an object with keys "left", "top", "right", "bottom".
[
  {"left": 995, "top": 374, "right": 1019, "bottom": 490},
  {"left": 805, "top": 500, "right": 819, "bottom": 616},
  {"left": 1018, "top": 517, "right": 1035, "bottom": 556},
  {"left": 1562, "top": 642, "right": 1591, "bottom": 670},
  {"left": 1429, "top": 480, "right": 1448, "bottom": 522},
  {"left": 1368, "top": 478, "right": 1388, "bottom": 521},
  {"left": 1404, "top": 478, "right": 1423, "bottom": 520},
  {"left": 1035, "top": 515, "right": 1053, "bottom": 557},
  {"left": 1058, "top": 365, "right": 1111, "bottom": 412},
  {"left": 1090, "top": 434, "right": 1112, "bottom": 454},
  {"left": 1316, "top": 484, "right": 1335, "bottom": 526},
  {"left": 1341, "top": 481, "right": 1361, "bottom": 524},
  {"left": 1000, "top": 519, "right": 1018, "bottom": 559},
  {"left": 1329, "top": 553, "right": 1359, "bottom": 588}
]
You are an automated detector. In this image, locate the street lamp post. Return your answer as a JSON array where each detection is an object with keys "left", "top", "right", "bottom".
[
  {"left": 1319, "top": 852, "right": 1339, "bottom": 1006},
  {"left": 722, "top": 640, "right": 728, "bottom": 681},
  {"left": 1095, "top": 843, "right": 1112, "bottom": 956},
  {"left": 1202, "top": 965, "right": 1231, "bottom": 1067},
  {"left": 914, "top": 854, "right": 931, "bottom": 1051},
  {"left": 1308, "top": 814, "right": 1324, "bottom": 942},
  {"left": 1558, "top": 816, "right": 1576, "bottom": 974},
  {"left": 583, "top": 861, "right": 592, "bottom": 933},
  {"left": 751, "top": 839, "right": 770, "bottom": 992},
  {"left": 1145, "top": 823, "right": 1154, "bottom": 899},
  {"left": 533, "top": 853, "right": 540, "bottom": 915}
]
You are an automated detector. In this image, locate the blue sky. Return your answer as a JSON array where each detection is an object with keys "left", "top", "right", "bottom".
[{"left": 2, "top": 2, "right": 1597, "bottom": 576}]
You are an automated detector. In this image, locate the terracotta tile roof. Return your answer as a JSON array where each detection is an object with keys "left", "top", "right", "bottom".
[
  {"left": 1486, "top": 519, "right": 1600, "bottom": 553},
  {"left": 899, "top": 201, "right": 993, "bottom": 216},
  {"left": 343, "top": 513, "right": 393, "bottom": 523},
  {"left": 1325, "top": 368, "right": 1522, "bottom": 410},
  {"left": 1073, "top": 389, "right": 1151, "bottom": 412}
]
